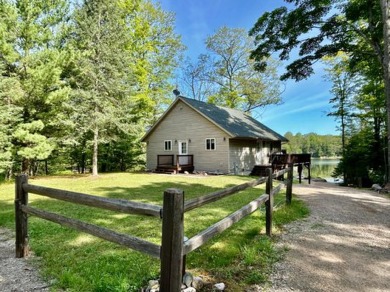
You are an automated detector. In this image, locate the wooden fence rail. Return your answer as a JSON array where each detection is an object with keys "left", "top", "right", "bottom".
[
  {"left": 21, "top": 205, "right": 161, "bottom": 258},
  {"left": 183, "top": 193, "right": 269, "bottom": 255},
  {"left": 23, "top": 183, "right": 161, "bottom": 217},
  {"left": 15, "top": 165, "right": 294, "bottom": 291},
  {"left": 184, "top": 176, "right": 267, "bottom": 212}
]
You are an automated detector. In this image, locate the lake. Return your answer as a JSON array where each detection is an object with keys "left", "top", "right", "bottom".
[{"left": 297, "top": 158, "right": 341, "bottom": 183}]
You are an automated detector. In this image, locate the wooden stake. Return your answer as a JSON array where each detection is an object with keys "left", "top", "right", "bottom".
[
  {"left": 265, "top": 168, "right": 273, "bottom": 236},
  {"left": 15, "top": 174, "right": 29, "bottom": 258},
  {"left": 286, "top": 163, "right": 293, "bottom": 205}
]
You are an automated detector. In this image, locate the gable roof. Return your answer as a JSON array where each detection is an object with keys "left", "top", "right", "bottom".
[{"left": 142, "top": 96, "right": 288, "bottom": 142}]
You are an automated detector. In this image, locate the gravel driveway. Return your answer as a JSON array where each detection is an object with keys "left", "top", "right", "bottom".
[
  {"left": 0, "top": 228, "right": 50, "bottom": 291},
  {"left": 258, "top": 181, "right": 390, "bottom": 292}
]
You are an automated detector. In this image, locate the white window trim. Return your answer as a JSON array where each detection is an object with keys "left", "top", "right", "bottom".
[
  {"left": 164, "top": 140, "right": 172, "bottom": 151},
  {"left": 178, "top": 140, "right": 188, "bottom": 154},
  {"left": 205, "top": 138, "right": 216, "bottom": 151}
]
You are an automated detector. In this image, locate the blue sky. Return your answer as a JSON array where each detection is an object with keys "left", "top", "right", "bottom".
[{"left": 157, "top": 0, "right": 338, "bottom": 136}]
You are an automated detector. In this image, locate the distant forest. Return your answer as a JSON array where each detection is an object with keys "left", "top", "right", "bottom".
[{"left": 282, "top": 132, "right": 342, "bottom": 158}]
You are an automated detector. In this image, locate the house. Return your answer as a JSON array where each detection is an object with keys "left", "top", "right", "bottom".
[{"left": 141, "top": 96, "right": 288, "bottom": 174}]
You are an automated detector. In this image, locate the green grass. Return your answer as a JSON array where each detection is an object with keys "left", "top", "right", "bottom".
[{"left": 0, "top": 173, "right": 309, "bottom": 291}]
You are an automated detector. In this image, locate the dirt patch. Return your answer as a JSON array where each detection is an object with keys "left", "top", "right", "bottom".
[
  {"left": 253, "top": 182, "right": 390, "bottom": 291},
  {"left": 0, "top": 228, "right": 51, "bottom": 291}
]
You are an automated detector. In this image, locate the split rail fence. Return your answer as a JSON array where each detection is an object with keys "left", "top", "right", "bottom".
[{"left": 15, "top": 164, "right": 294, "bottom": 291}]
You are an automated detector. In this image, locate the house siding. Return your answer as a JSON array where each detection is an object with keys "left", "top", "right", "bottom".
[
  {"left": 144, "top": 100, "right": 230, "bottom": 173},
  {"left": 229, "top": 140, "right": 260, "bottom": 173},
  {"left": 229, "top": 139, "right": 281, "bottom": 172}
]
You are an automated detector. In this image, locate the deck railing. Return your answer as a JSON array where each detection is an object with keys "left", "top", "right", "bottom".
[{"left": 157, "top": 154, "right": 194, "bottom": 173}]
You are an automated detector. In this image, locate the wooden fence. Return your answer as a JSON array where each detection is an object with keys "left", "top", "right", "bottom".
[{"left": 15, "top": 164, "right": 294, "bottom": 291}]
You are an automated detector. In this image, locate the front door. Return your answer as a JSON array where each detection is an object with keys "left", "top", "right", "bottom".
[{"left": 178, "top": 140, "right": 188, "bottom": 155}]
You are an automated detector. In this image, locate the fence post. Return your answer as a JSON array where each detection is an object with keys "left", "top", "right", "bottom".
[
  {"left": 160, "top": 188, "right": 184, "bottom": 291},
  {"left": 182, "top": 236, "right": 189, "bottom": 278},
  {"left": 265, "top": 168, "right": 273, "bottom": 236},
  {"left": 286, "top": 163, "right": 293, "bottom": 205},
  {"left": 15, "top": 174, "right": 29, "bottom": 258}
]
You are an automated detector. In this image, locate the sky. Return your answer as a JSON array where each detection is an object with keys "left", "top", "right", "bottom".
[{"left": 157, "top": 0, "right": 338, "bottom": 136}]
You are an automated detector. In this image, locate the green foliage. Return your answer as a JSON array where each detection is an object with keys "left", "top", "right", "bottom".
[
  {"left": 0, "top": 0, "right": 184, "bottom": 178},
  {"left": 13, "top": 121, "right": 54, "bottom": 160},
  {"left": 129, "top": 0, "right": 184, "bottom": 123},
  {"left": 333, "top": 128, "right": 386, "bottom": 186},
  {"left": 70, "top": 0, "right": 137, "bottom": 175},
  {"left": 250, "top": 0, "right": 390, "bottom": 183},
  {"left": 323, "top": 53, "right": 359, "bottom": 148},
  {"left": 0, "top": 174, "right": 309, "bottom": 290},
  {"left": 99, "top": 133, "right": 146, "bottom": 172},
  {"left": 283, "top": 132, "right": 342, "bottom": 158},
  {"left": 180, "top": 27, "right": 282, "bottom": 113},
  {"left": 323, "top": 49, "right": 386, "bottom": 185},
  {"left": 274, "top": 196, "right": 310, "bottom": 227},
  {"left": 0, "top": 64, "right": 23, "bottom": 176},
  {"left": 249, "top": 0, "right": 382, "bottom": 81},
  {"left": 0, "top": 0, "right": 72, "bottom": 176}
]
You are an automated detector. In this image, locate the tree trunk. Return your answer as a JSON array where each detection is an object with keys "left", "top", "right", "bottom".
[
  {"left": 341, "top": 100, "right": 347, "bottom": 183},
  {"left": 21, "top": 159, "right": 29, "bottom": 174},
  {"left": 92, "top": 127, "right": 99, "bottom": 176},
  {"left": 372, "top": 116, "right": 382, "bottom": 171},
  {"left": 380, "top": 0, "right": 390, "bottom": 184}
]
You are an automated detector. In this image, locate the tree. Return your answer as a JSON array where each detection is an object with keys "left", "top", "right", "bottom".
[
  {"left": 181, "top": 27, "right": 282, "bottom": 113},
  {"left": 180, "top": 54, "right": 214, "bottom": 101},
  {"left": 249, "top": 0, "right": 390, "bottom": 183},
  {"left": 323, "top": 52, "right": 359, "bottom": 181},
  {"left": 70, "top": 0, "right": 136, "bottom": 176},
  {"left": 128, "top": 0, "right": 185, "bottom": 123},
  {"left": 354, "top": 58, "right": 386, "bottom": 177},
  {"left": 282, "top": 132, "right": 342, "bottom": 158},
  {"left": 0, "top": 63, "right": 22, "bottom": 178},
  {"left": 0, "top": 0, "right": 71, "bottom": 175},
  {"left": 69, "top": 0, "right": 183, "bottom": 176},
  {"left": 381, "top": 0, "right": 390, "bottom": 184},
  {"left": 333, "top": 129, "right": 375, "bottom": 187}
]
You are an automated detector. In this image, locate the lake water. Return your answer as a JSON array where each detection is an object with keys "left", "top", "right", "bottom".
[{"left": 297, "top": 158, "right": 341, "bottom": 183}]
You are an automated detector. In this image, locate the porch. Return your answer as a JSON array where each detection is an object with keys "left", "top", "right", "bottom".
[{"left": 155, "top": 155, "right": 194, "bottom": 174}]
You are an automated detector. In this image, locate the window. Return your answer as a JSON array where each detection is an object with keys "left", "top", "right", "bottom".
[
  {"left": 164, "top": 140, "right": 172, "bottom": 151},
  {"left": 205, "top": 138, "right": 216, "bottom": 150}
]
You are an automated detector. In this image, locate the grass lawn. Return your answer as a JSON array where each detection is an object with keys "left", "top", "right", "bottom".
[{"left": 0, "top": 173, "right": 309, "bottom": 291}]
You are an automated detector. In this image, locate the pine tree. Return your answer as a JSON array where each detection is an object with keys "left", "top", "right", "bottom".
[
  {"left": 0, "top": 0, "right": 71, "bottom": 175},
  {"left": 71, "top": 0, "right": 136, "bottom": 176}
]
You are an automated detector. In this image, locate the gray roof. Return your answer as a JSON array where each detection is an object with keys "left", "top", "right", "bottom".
[
  {"left": 142, "top": 96, "right": 288, "bottom": 142},
  {"left": 181, "top": 97, "right": 287, "bottom": 141}
]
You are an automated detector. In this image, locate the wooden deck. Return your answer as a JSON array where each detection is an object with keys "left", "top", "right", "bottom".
[
  {"left": 250, "top": 153, "right": 311, "bottom": 183},
  {"left": 155, "top": 155, "right": 194, "bottom": 174}
]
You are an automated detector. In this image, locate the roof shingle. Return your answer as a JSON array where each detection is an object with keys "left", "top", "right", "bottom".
[{"left": 180, "top": 97, "right": 287, "bottom": 142}]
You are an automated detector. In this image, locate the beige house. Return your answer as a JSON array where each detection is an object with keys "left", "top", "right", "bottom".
[{"left": 141, "top": 96, "right": 287, "bottom": 174}]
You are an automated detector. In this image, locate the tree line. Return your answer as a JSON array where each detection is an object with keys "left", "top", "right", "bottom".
[
  {"left": 0, "top": 0, "right": 184, "bottom": 178},
  {"left": 283, "top": 132, "right": 341, "bottom": 158},
  {"left": 2, "top": 0, "right": 387, "bottom": 186},
  {"left": 0, "top": 0, "right": 283, "bottom": 180}
]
